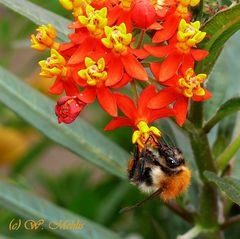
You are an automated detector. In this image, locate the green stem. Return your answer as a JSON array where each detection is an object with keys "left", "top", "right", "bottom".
[
  {"left": 131, "top": 80, "right": 139, "bottom": 103},
  {"left": 189, "top": 101, "right": 204, "bottom": 128},
  {"left": 188, "top": 101, "right": 223, "bottom": 238},
  {"left": 136, "top": 29, "right": 146, "bottom": 49},
  {"left": 220, "top": 214, "right": 240, "bottom": 230},
  {"left": 196, "top": 0, "right": 204, "bottom": 22},
  {"left": 216, "top": 133, "right": 240, "bottom": 172},
  {"left": 189, "top": 129, "right": 223, "bottom": 238},
  {"left": 165, "top": 201, "right": 196, "bottom": 224}
]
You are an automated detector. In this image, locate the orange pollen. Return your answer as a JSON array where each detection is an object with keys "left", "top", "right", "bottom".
[
  {"left": 46, "top": 57, "right": 52, "bottom": 66},
  {"left": 89, "top": 65, "right": 99, "bottom": 74},
  {"left": 36, "top": 32, "right": 42, "bottom": 41}
]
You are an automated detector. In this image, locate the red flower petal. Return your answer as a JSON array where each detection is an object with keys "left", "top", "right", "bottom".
[
  {"left": 97, "top": 87, "right": 117, "bottom": 117},
  {"left": 138, "top": 84, "right": 157, "bottom": 115},
  {"left": 152, "top": 15, "right": 180, "bottom": 43},
  {"left": 115, "top": 92, "right": 137, "bottom": 120},
  {"left": 163, "top": 75, "right": 180, "bottom": 87},
  {"left": 181, "top": 54, "right": 194, "bottom": 74},
  {"left": 129, "top": 48, "right": 149, "bottom": 59},
  {"left": 174, "top": 96, "right": 189, "bottom": 126},
  {"left": 48, "top": 77, "right": 64, "bottom": 95},
  {"left": 159, "top": 52, "right": 183, "bottom": 81},
  {"left": 192, "top": 89, "right": 212, "bottom": 101},
  {"left": 144, "top": 44, "right": 176, "bottom": 58},
  {"left": 121, "top": 53, "right": 148, "bottom": 81},
  {"left": 78, "top": 87, "right": 96, "bottom": 103},
  {"left": 106, "top": 57, "right": 124, "bottom": 86},
  {"left": 118, "top": 11, "right": 132, "bottom": 32},
  {"left": 191, "top": 49, "right": 209, "bottom": 61},
  {"left": 104, "top": 117, "right": 133, "bottom": 131},
  {"left": 148, "top": 22, "right": 163, "bottom": 30},
  {"left": 150, "top": 62, "right": 161, "bottom": 79},
  {"left": 148, "top": 107, "right": 175, "bottom": 123},
  {"left": 69, "top": 33, "right": 87, "bottom": 44},
  {"left": 111, "top": 73, "right": 131, "bottom": 89},
  {"left": 64, "top": 81, "right": 80, "bottom": 96},
  {"left": 148, "top": 87, "right": 178, "bottom": 109},
  {"left": 68, "top": 40, "right": 93, "bottom": 65},
  {"left": 107, "top": 6, "right": 120, "bottom": 26}
]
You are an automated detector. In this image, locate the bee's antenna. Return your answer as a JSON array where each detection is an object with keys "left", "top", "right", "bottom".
[{"left": 119, "top": 188, "right": 162, "bottom": 214}]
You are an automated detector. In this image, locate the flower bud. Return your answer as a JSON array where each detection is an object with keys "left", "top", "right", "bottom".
[
  {"left": 131, "top": 0, "right": 156, "bottom": 29},
  {"left": 55, "top": 96, "right": 86, "bottom": 124}
]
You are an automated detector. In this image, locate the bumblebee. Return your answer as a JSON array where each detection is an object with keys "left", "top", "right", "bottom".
[{"left": 128, "top": 137, "right": 191, "bottom": 202}]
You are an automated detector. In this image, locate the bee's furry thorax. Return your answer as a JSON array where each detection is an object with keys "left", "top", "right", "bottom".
[{"left": 128, "top": 141, "right": 191, "bottom": 201}]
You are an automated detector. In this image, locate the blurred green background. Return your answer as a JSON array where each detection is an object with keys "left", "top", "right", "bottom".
[{"left": 0, "top": 0, "right": 240, "bottom": 239}]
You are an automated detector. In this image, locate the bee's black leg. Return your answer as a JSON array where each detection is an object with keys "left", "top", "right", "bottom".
[{"left": 129, "top": 145, "right": 141, "bottom": 180}]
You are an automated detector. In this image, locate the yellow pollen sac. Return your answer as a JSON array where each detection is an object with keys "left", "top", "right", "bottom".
[
  {"left": 78, "top": 5, "right": 108, "bottom": 38},
  {"left": 175, "top": 19, "right": 206, "bottom": 52},
  {"left": 59, "top": 0, "right": 92, "bottom": 17},
  {"left": 119, "top": 0, "right": 133, "bottom": 10},
  {"left": 177, "top": 19, "right": 206, "bottom": 46},
  {"left": 178, "top": 68, "right": 207, "bottom": 98},
  {"left": 31, "top": 24, "right": 59, "bottom": 51},
  {"left": 101, "top": 23, "right": 132, "bottom": 54},
  {"left": 78, "top": 57, "right": 107, "bottom": 86},
  {"left": 175, "top": 0, "right": 200, "bottom": 17},
  {"left": 39, "top": 49, "right": 67, "bottom": 78},
  {"left": 132, "top": 121, "right": 161, "bottom": 149}
]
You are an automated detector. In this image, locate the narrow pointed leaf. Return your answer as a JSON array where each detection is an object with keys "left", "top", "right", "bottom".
[
  {"left": 204, "top": 171, "right": 240, "bottom": 205},
  {"left": 0, "top": 180, "right": 123, "bottom": 239},
  {"left": 196, "top": 3, "right": 240, "bottom": 74},
  {"left": 204, "top": 97, "right": 240, "bottom": 132},
  {"left": 0, "top": 66, "right": 128, "bottom": 179},
  {"left": 0, "top": 0, "right": 71, "bottom": 42}
]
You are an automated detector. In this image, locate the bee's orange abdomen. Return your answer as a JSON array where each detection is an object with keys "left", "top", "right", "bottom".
[{"left": 160, "top": 168, "right": 191, "bottom": 201}]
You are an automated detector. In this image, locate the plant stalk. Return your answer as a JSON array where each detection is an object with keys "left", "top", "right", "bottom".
[{"left": 188, "top": 102, "right": 223, "bottom": 239}]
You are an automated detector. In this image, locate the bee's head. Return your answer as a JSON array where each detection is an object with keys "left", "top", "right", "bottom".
[{"left": 159, "top": 146, "right": 185, "bottom": 170}]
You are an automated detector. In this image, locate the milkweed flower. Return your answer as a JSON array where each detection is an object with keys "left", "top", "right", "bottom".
[
  {"left": 148, "top": 68, "right": 212, "bottom": 126},
  {"left": 31, "top": 24, "right": 59, "bottom": 51},
  {"left": 39, "top": 49, "right": 79, "bottom": 95},
  {"left": 55, "top": 96, "right": 87, "bottom": 124},
  {"left": 145, "top": 19, "right": 208, "bottom": 82},
  {"left": 39, "top": 49, "right": 68, "bottom": 78},
  {"left": 152, "top": 0, "right": 200, "bottom": 43},
  {"left": 105, "top": 85, "right": 174, "bottom": 147},
  {"left": 76, "top": 56, "right": 119, "bottom": 116},
  {"left": 59, "top": 0, "right": 91, "bottom": 16},
  {"left": 101, "top": 23, "right": 149, "bottom": 83},
  {"left": 67, "top": 5, "right": 108, "bottom": 65},
  {"left": 107, "top": 0, "right": 135, "bottom": 31}
]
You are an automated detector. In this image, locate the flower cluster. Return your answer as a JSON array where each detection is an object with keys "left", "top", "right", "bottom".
[{"left": 31, "top": 0, "right": 211, "bottom": 149}]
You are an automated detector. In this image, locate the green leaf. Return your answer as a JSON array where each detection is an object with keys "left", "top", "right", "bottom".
[
  {"left": 0, "top": 0, "right": 71, "bottom": 42},
  {"left": 204, "top": 97, "right": 240, "bottom": 133},
  {"left": 0, "top": 66, "right": 128, "bottom": 179},
  {"left": 204, "top": 171, "right": 240, "bottom": 205},
  {"left": 196, "top": 3, "right": 240, "bottom": 74},
  {"left": 0, "top": 180, "right": 123, "bottom": 239}
]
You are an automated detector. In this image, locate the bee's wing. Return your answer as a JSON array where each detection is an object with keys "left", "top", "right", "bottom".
[{"left": 158, "top": 130, "right": 176, "bottom": 148}]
